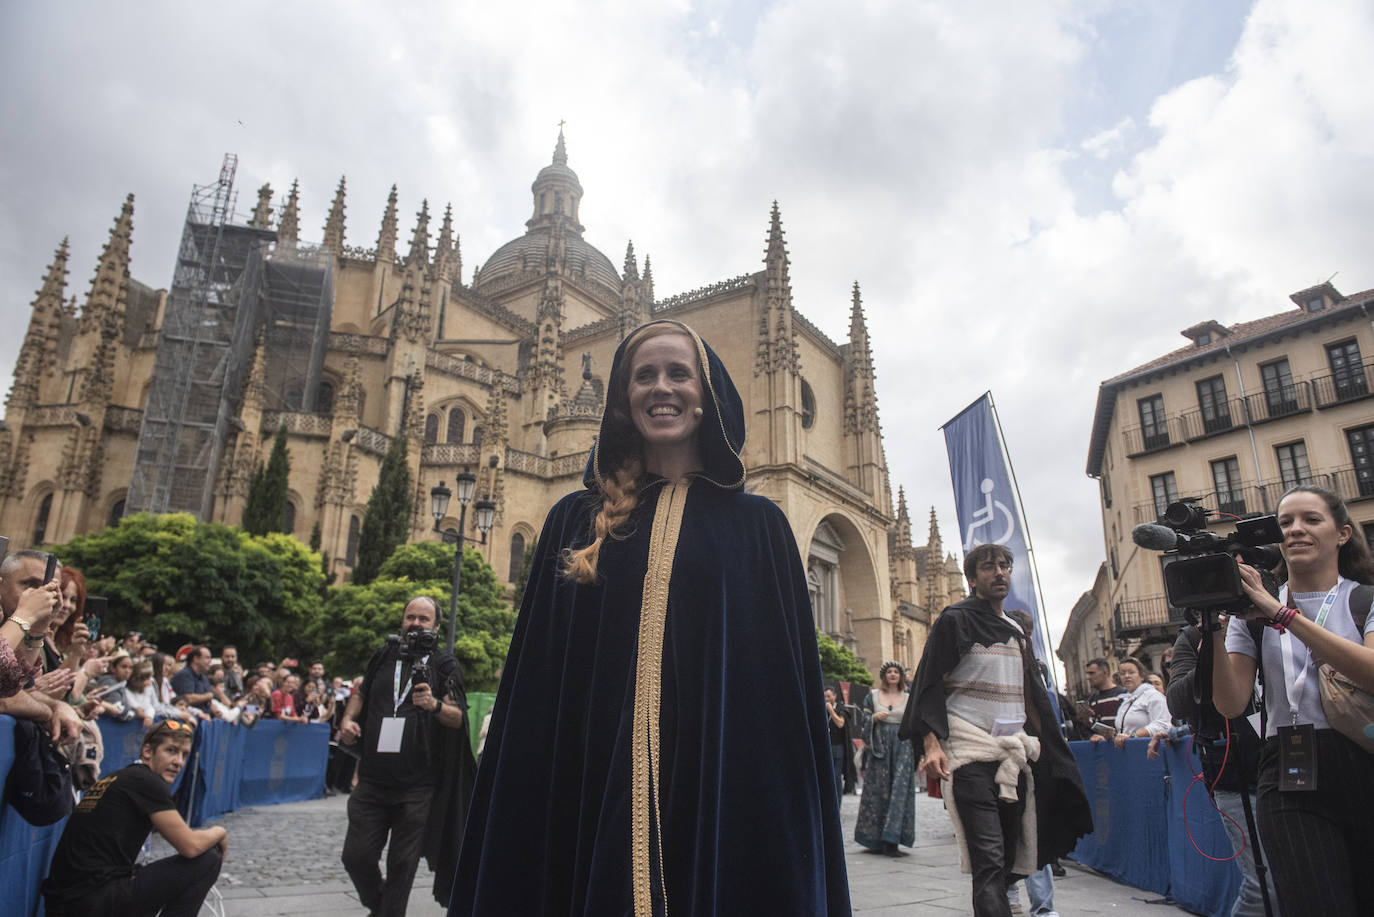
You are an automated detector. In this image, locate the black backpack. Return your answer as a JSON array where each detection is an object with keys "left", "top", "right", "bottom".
[{"left": 4, "top": 717, "right": 74, "bottom": 826}]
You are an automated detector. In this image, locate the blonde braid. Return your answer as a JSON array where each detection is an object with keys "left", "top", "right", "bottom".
[{"left": 562, "top": 458, "right": 643, "bottom": 584}]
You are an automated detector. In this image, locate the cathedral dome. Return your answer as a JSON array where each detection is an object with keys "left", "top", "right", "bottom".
[
  {"left": 478, "top": 229, "right": 620, "bottom": 294},
  {"left": 474, "top": 128, "right": 620, "bottom": 297}
]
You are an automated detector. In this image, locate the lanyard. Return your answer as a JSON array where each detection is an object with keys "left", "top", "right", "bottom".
[
  {"left": 1277, "top": 578, "right": 1343, "bottom": 725},
  {"left": 392, "top": 660, "right": 414, "bottom": 715}
]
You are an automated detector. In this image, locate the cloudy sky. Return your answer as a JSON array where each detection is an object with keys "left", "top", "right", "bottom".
[{"left": 3, "top": 0, "right": 1373, "bottom": 655}]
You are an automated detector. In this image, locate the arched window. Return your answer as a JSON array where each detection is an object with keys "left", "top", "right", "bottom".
[
  {"left": 108, "top": 499, "right": 126, "bottom": 529},
  {"left": 508, "top": 532, "right": 526, "bottom": 583},
  {"left": 346, "top": 515, "right": 361, "bottom": 566},
  {"left": 447, "top": 408, "right": 466, "bottom": 444},
  {"left": 314, "top": 382, "right": 335, "bottom": 413},
  {"left": 32, "top": 493, "right": 52, "bottom": 546},
  {"left": 284, "top": 501, "right": 296, "bottom": 535},
  {"left": 425, "top": 413, "right": 440, "bottom": 444},
  {"left": 800, "top": 379, "right": 816, "bottom": 430}
]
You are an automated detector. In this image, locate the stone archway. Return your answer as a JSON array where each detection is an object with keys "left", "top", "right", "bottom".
[{"left": 806, "top": 512, "right": 883, "bottom": 666}]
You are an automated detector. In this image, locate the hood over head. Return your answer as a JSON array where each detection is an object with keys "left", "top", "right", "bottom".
[{"left": 584, "top": 320, "right": 746, "bottom": 491}]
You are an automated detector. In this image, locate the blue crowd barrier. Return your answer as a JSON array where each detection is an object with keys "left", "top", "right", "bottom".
[
  {"left": 238, "top": 720, "right": 330, "bottom": 807},
  {"left": 1069, "top": 737, "right": 1244, "bottom": 917},
  {"left": 0, "top": 716, "right": 66, "bottom": 917}
]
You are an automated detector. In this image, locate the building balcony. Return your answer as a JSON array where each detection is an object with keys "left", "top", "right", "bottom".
[
  {"left": 1243, "top": 381, "right": 1312, "bottom": 425},
  {"left": 1122, "top": 415, "right": 1187, "bottom": 457},
  {"left": 1113, "top": 594, "right": 1184, "bottom": 640},
  {"left": 1179, "top": 398, "right": 1246, "bottom": 441},
  {"left": 1311, "top": 362, "right": 1374, "bottom": 409}
]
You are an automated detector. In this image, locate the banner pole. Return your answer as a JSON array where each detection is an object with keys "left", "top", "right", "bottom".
[{"left": 986, "top": 394, "right": 1061, "bottom": 694}]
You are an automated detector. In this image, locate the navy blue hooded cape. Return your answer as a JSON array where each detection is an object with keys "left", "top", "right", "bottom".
[{"left": 449, "top": 321, "right": 851, "bottom": 915}]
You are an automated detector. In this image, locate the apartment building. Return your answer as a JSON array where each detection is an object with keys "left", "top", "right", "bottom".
[{"left": 1084, "top": 281, "right": 1374, "bottom": 666}]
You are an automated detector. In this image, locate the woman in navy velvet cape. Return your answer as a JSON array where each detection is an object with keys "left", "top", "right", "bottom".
[{"left": 449, "top": 320, "right": 851, "bottom": 916}]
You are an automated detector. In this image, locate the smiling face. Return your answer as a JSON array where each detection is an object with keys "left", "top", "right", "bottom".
[
  {"left": 881, "top": 665, "right": 903, "bottom": 689},
  {"left": 1277, "top": 490, "right": 1350, "bottom": 576},
  {"left": 53, "top": 579, "right": 80, "bottom": 627},
  {"left": 627, "top": 332, "right": 704, "bottom": 470}
]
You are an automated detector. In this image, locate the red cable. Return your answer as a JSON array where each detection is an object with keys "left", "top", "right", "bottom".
[{"left": 1180, "top": 716, "right": 1246, "bottom": 862}]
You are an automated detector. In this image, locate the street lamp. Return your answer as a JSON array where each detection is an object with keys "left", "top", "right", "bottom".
[{"left": 430, "top": 469, "right": 496, "bottom": 652}]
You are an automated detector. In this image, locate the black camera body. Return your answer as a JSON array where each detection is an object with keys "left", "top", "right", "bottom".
[
  {"left": 388, "top": 629, "right": 439, "bottom": 688},
  {"left": 1138, "top": 499, "right": 1283, "bottom": 613}
]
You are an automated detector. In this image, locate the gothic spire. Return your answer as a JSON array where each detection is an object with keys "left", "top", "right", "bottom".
[
  {"left": 376, "top": 184, "right": 399, "bottom": 262},
  {"left": 277, "top": 180, "right": 300, "bottom": 246},
  {"left": 642, "top": 255, "right": 654, "bottom": 305},
  {"left": 406, "top": 199, "right": 430, "bottom": 268},
  {"left": 553, "top": 124, "right": 568, "bottom": 165},
  {"left": 755, "top": 202, "right": 800, "bottom": 376},
  {"left": 622, "top": 241, "right": 640, "bottom": 282},
  {"left": 248, "top": 183, "right": 274, "bottom": 230},
  {"left": 433, "top": 202, "right": 454, "bottom": 279},
  {"left": 322, "top": 176, "right": 347, "bottom": 253},
  {"left": 78, "top": 194, "right": 134, "bottom": 404},
  {"left": 893, "top": 487, "right": 912, "bottom": 551},
  {"left": 7, "top": 237, "right": 69, "bottom": 411},
  {"left": 844, "top": 282, "right": 880, "bottom": 434}
]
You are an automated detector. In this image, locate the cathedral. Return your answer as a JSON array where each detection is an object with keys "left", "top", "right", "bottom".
[{"left": 0, "top": 131, "right": 962, "bottom": 674}]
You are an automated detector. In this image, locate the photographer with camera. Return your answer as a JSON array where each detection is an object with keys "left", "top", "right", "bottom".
[
  {"left": 337, "top": 595, "right": 476, "bottom": 915},
  {"left": 1206, "top": 485, "right": 1374, "bottom": 916},
  {"left": 1160, "top": 620, "right": 1278, "bottom": 917}
]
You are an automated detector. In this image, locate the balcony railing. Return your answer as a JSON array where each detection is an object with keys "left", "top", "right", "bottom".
[
  {"left": 1311, "top": 361, "right": 1374, "bottom": 409},
  {"left": 1243, "top": 381, "right": 1311, "bottom": 424},
  {"left": 1122, "top": 414, "right": 1186, "bottom": 457},
  {"left": 1179, "top": 398, "right": 1245, "bottom": 441},
  {"left": 421, "top": 442, "right": 481, "bottom": 466},
  {"left": 1113, "top": 594, "right": 1183, "bottom": 637}
]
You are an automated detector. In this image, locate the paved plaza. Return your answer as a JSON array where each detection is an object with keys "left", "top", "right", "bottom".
[{"left": 167, "top": 789, "right": 1193, "bottom": 915}]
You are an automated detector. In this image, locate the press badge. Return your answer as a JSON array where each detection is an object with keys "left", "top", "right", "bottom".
[
  {"left": 1277, "top": 723, "right": 1317, "bottom": 791},
  {"left": 377, "top": 716, "right": 406, "bottom": 754}
]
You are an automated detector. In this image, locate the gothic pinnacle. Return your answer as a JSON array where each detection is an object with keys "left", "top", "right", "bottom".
[
  {"left": 623, "top": 241, "right": 639, "bottom": 282},
  {"left": 249, "top": 183, "right": 274, "bottom": 230},
  {"left": 376, "top": 184, "right": 399, "bottom": 262},
  {"left": 407, "top": 199, "right": 430, "bottom": 267},
  {"left": 278, "top": 180, "right": 300, "bottom": 245},
  {"left": 322, "top": 176, "right": 347, "bottom": 252},
  {"left": 553, "top": 123, "right": 568, "bottom": 165}
]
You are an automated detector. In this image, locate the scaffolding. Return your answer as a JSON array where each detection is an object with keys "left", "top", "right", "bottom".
[{"left": 125, "top": 154, "right": 334, "bottom": 520}]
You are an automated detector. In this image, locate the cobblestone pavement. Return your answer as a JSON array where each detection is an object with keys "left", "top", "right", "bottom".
[{"left": 169, "top": 788, "right": 1193, "bottom": 916}]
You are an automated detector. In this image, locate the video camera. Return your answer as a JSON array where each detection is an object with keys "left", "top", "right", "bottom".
[
  {"left": 387, "top": 628, "right": 438, "bottom": 688},
  {"left": 1132, "top": 499, "right": 1283, "bottom": 612}
]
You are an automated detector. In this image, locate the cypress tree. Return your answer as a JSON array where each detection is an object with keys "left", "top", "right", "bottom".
[
  {"left": 243, "top": 425, "right": 291, "bottom": 536},
  {"left": 352, "top": 433, "right": 413, "bottom": 585}
]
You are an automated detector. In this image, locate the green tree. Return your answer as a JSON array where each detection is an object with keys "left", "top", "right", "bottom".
[
  {"left": 817, "top": 630, "right": 874, "bottom": 686},
  {"left": 351, "top": 434, "right": 412, "bottom": 585},
  {"left": 54, "top": 513, "right": 325, "bottom": 661},
  {"left": 242, "top": 425, "right": 291, "bottom": 535},
  {"left": 308, "top": 540, "right": 515, "bottom": 689}
]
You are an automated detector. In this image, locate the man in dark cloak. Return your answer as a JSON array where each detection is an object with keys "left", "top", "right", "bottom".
[
  {"left": 900, "top": 543, "right": 1092, "bottom": 917},
  {"left": 449, "top": 320, "right": 850, "bottom": 916}
]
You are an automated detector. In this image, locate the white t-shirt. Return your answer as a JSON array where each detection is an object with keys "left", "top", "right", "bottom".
[{"left": 1225, "top": 578, "right": 1374, "bottom": 737}]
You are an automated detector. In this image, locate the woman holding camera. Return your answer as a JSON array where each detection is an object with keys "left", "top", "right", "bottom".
[
  {"left": 451, "top": 321, "right": 849, "bottom": 916},
  {"left": 1211, "top": 484, "right": 1374, "bottom": 916}
]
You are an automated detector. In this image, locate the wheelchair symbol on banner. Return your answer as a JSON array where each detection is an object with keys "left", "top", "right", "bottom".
[{"left": 963, "top": 478, "right": 1016, "bottom": 550}]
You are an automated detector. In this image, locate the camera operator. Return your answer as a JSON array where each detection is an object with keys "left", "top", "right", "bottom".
[
  {"left": 1210, "top": 485, "right": 1374, "bottom": 916},
  {"left": 1159, "top": 620, "right": 1279, "bottom": 917},
  {"left": 337, "top": 596, "right": 476, "bottom": 915}
]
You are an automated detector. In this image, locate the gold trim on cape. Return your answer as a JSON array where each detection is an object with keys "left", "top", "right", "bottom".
[{"left": 632, "top": 478, "right": 691, "bottom": 917}]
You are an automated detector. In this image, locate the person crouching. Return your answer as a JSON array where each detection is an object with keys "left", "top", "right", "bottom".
[{"left": 42, "top": 719, "right": 226, "bottom": 916}]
